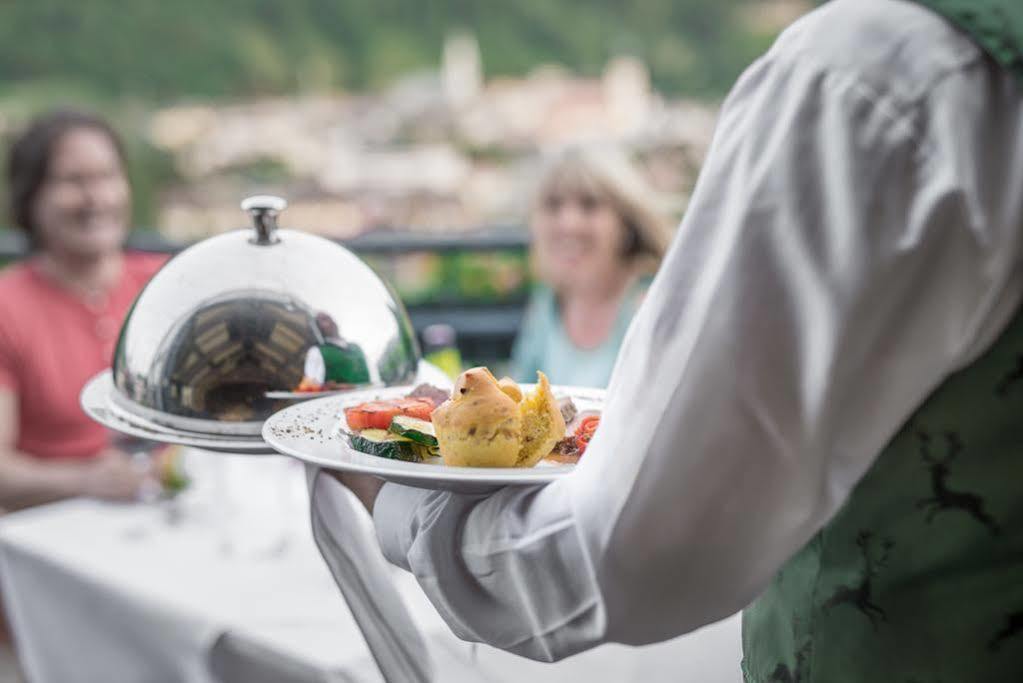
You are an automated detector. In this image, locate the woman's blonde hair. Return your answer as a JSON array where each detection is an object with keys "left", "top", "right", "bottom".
[{"left": 531, "top": 144, "right": 674, "bottom": 275}]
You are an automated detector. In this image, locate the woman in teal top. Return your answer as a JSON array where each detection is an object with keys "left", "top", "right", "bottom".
[{"left": 510, "top": 145, "right": 673, "bottom": 387}]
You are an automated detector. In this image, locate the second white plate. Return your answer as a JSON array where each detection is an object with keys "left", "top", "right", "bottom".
[{"left": 81, "top": 371, "right": 276, "bottom": 454}]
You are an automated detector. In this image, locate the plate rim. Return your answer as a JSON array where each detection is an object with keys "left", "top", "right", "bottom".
[{"left": 81, "top": 371, "right": 274, "bottom": 453}]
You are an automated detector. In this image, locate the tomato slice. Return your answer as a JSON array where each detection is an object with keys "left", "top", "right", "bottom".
[
  {"left": 296, "top": 376, "right": 323, "bottom": 393},
  {"left": 392, "top": 398, "right": 435, "bottom": 421},
  {"left": 574, "top": 415, "right": 601, "bottom": 456},
  {"left": 344, "top": 401, "right": 397, "bottom": 430},
  {"left": 344, "top": 398, "right": 436, "bottom": 431}
]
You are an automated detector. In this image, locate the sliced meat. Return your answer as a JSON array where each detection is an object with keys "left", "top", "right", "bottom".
[
  {"left": 546, "top": 436, "right": 582, "bottom": 464},
  {"left": 550, "top": 435, "right": 580, "bottom": 457},
  {"left": 558, "top": 397, "right": 578, "bottom": 426},
  {"left": 407, "top": 383, "right": 452, "bottom": 408},
  {"left": 566, "top": 409, "right": 600, "bottom": 434}
]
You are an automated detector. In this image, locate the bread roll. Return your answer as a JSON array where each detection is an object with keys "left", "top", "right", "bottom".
[
  {"left": 516, "top": 372, "right": 565, "bottom": 467},
  {"left": 432, "top": 368, "right": 566, "bottom": 468},
  {"left": 432, "top": 368, "right": 521, "bottom": 467}
]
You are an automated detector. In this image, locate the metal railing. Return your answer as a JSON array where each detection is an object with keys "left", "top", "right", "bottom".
[
  {"left": 0, "top": 228, "right": 532, "bottom": 364},
  {"left": 0, "top": 226, "right": 531, "bottom": 257}
]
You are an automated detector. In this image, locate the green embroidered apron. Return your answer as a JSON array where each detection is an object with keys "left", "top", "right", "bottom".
[
  {"left": 742, "top": 306, "right": 1023, "bottom": 680},
  {"left": 918, "top": 1, "right": 1023, "bottom": 88},
  {"left": 743, "top": 4, "right": 1023, "bottom": 679}
]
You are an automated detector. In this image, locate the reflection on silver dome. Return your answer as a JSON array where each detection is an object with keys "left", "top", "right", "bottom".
[{"left": 111, "top": 197, "right": 420, "bottom": 436}]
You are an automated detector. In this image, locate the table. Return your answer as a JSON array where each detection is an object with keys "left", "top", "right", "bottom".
[{"left": 0, "top": 452, "right": 742, "bottom": 682}]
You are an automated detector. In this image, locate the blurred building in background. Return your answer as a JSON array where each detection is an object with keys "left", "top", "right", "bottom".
[{"left": 147, "top": 35, "right": 715, "bottom": 243}]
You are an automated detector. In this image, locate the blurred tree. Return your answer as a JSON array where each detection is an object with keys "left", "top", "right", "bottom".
[{"left": 0, "top": 0, "right": 783, "bottom": 101}]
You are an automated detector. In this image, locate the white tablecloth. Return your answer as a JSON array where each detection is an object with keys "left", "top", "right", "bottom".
[{"left": 0, "top": 452, "right": 742, "bottom": 682}]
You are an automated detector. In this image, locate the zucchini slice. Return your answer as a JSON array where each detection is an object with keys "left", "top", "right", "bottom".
[
  {"left": 348, "top": 429, "right": 422, "bottom": 462},
  {"left": 388, "top": 416, "right": 438, "bottom": 446}
]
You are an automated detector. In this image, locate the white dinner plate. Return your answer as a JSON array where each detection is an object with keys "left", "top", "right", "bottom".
[{"left": 262, "top": 384, "right": 604, "bottom": 493}]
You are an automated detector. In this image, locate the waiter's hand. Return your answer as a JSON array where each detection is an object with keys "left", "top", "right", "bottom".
[{"left": 328, "top": 470, "right": 385, "bottom": 514}]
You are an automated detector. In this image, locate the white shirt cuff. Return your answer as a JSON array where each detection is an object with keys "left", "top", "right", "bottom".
[{"left": 373, "top": 483, "right": 434, "bottom": 571}]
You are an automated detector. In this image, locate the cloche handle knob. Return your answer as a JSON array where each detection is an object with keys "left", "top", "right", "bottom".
[{"left": 241, "top": 195, "right": 287, "bottom": 245}]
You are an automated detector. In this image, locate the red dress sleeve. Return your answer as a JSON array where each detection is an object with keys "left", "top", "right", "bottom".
[{"left": 0, "top": 312, "right": 21, "bottom": 394}]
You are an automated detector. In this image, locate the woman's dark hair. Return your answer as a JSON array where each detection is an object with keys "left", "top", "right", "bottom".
[{"left": 6, "top": 110, "right": 126, "bottom": 241}]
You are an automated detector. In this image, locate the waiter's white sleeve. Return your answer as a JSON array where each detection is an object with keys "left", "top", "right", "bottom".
[{"left": 367, "top": 0, "right": 1023, "bottom": 662}]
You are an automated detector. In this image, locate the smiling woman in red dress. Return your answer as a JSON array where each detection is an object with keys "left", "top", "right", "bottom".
[{"left": 0, "top": 111, "right": 167, "bottom": 512}]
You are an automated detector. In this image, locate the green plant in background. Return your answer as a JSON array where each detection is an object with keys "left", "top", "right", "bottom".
[
  {"left": 364, "top": 252, "right": 445, "bottom": 306},
  {"left": 447, "top": 251, "right": 530, "bottom": 303},
  {"left": 364, "top": 249, "right": 530, "bottom": 307}
]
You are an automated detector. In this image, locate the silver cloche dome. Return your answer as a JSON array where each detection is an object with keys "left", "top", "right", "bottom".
[{"left": 110, "top": 196, "right": 421, "bottom": 436}]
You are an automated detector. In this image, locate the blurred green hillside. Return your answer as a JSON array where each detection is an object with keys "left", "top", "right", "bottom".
[{"left": 0, "top": 0, "right": 777, "bottom": 101}]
